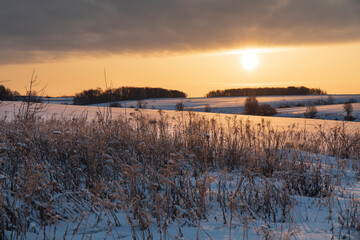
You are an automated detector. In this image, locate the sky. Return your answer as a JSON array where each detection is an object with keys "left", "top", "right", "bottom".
[{"left": 1, "top": 0, "right": 360, "bottom": 97}]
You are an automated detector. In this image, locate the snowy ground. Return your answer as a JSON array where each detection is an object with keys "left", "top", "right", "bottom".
[
  {"left": 1, "top": 101, "right": 359, "bottom": 133},
  {"left": 1, "top": 101, "right": 360, "bottom": 240},
  {"left": 93, "top": 94, "right": 360, "bottom": 121},
  {"left": 33, "top": 94, "right": 360, "bottom": 121},
  {"left": 5, "top": 154, "right": 360, "bottom": 240},
  {"left": 277, "top": 103, "right": 360, "bottom": 121},
  {"left": 92, "top": 94, "right": 360, "bottom": 113}
]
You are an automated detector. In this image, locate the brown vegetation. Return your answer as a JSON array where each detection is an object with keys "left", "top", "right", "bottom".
[{"left": 0, "top": 109, "right": 359, "bottom": 238}]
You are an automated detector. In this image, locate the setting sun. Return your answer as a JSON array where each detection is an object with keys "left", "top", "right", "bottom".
[{"left": 241, "top": 52, "right": 259, "bottom": 70}]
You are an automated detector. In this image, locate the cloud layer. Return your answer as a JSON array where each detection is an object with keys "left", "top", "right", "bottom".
[{"left": 1, "top": 0, "right": 360, "bottom": 63}]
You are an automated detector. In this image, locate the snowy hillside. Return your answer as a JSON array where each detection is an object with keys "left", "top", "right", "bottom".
[
  {"left": 277, "top": 103, "right": 360, "bottom": 121},
  {"left": 89, "top": 95, "right": 360, "bottom": 121},
  {"left": 1, "top": 101, "right": 359, "bottom": 132},
  {"left": 0, "top": 101, "right": 359, "bottom": 239}
]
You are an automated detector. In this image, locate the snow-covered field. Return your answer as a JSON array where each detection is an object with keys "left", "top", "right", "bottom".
[
  {"left": 0, "top": 101, "right": 359, "bottom": 240},
  {"left": 91, "top": 94, "right": 360, "bottom": 121},
  {"left": 35, "top": 94, "right": 360, "bottom": 121},
  {"left": 1, "top": 101, "right": 360, "bottom": 132},
  {"left": 277, "top": 103, "right": 360, "bottom": 121},
  {"left": 91, "top": 94, "right": 360, "bottom": 111}
]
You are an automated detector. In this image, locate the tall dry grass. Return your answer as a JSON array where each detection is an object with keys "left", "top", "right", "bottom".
[{"left": 0, "top": 109, "right": 359, "bottom": 239}]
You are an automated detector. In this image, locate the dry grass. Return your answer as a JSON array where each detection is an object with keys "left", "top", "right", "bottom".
[{"left": 0, "top": 109, "right": 359, "bottom": 239}]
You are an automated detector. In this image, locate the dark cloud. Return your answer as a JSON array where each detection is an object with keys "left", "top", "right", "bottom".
[{"left": 1, "top": 0, "right": 360, "bottom": 64}]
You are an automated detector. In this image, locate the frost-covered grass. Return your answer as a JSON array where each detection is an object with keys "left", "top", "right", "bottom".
[{"left": 0, "top": 105, "right": 360, "bottom": 239}]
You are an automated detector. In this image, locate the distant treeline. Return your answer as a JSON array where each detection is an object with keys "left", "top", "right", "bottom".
[
  {"left": 205, "top": 86, "right": 326, "bottom": 98},
  {"left": 0, "top": 85, "right": 20, "bottom": 100},
  {"left": 73, "top": 87, "right": 187, "bottom": 105}
]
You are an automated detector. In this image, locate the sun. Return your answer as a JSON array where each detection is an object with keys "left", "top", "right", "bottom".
[{"left": 241, "top": 52, "right": 259, "bottom": 70}]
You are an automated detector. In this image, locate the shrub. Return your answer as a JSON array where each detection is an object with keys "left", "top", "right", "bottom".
[
  {"left": 344, "top": 103, "right": 355, "bottom": 121},
  {"left": 136, "top": 100, "right": 147, "bottom": 109},
  {"left": 327, "top": 95, "right": 335, "bottom": 105},
  {"left": 244, "top": 95, "right": 259, "bottom": 115},
  {"left": 304, "top": 105, "right": 318, "bottom": 118},
  {"left": 175, "top": 102, "right": 184, "bottom": 111},
  {"left": 314, "top": 100, "right": 325, "bottom": 105},
  {"left": 347, "top": 98, "right": 356, "bottom": 103},
  {"left": 258, "top": 104, "right": 277, "bottom": 116},
  {"left": 204, "top": 104, "right": 211, "bottom": 112},
  {"left": 295, "top": 103, "right": 305, "bottom": 107},
  {"left": 278, "top": 102, "right": 291, "bottom": 108},
  {"left": 109, "top": 102, "right": 122, "bottom": 108}
]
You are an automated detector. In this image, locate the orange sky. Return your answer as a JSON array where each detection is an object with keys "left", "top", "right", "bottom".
[{"left": 1, "top": 42, "right": 360, "bottom": 97}]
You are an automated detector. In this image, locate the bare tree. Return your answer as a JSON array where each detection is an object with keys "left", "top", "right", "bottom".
[
  {"left": 304, "top": 105, "right": 318, "bottom": 119},
  {"left": 175, "top": 101, "right": 184, "bottom": 111},
  {"left": 204, "top": 104, "right": 211, "bottom": 112},
  {"left": 343, "top": 103, "right": 354, "bottom": 121},
  {"left": 244, "top": 95, "right": 259, "bottom": 115}
]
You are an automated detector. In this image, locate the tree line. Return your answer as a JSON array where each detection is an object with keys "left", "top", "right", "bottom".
[
  {"left": 0, "top": 85, "right": 20, "bottom": 101},
  {"left": 205, "top": 86, "right": 326, "bottom": 98},
  {"left": 73, "top": 87, "right": 187, "bottom": 105}
]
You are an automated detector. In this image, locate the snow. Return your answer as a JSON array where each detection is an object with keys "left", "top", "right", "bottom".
[
  {"left": 1, "top": 101, "right": 359, "bottom": 133},
  {"left": 5, "top": 156, "right": 360, "bottom": 239},
  {"left": 277, "top": 103, "right": 360, "bottom": 121},
  {"left": 88, "top": 94, "right": 359, "bottom": 113},
  {"left": 1, "top": 100, "right": 360, "bottom": 239},
  {"left": 10, "top": 94, "right": 360, "bottom": 122}
]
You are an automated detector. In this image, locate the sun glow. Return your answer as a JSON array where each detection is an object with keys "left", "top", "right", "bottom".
[{"left": 241, "top": 52, "right": 259, "bottom": 70}]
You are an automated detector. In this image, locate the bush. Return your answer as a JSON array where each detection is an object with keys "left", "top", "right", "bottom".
[
  {"left": 278, "top": 102, "right": 291, "bottom": 108},
  {"left": 204, "top": 104, "right": 211, "bottom": 112},
  {"left": 344, "top": 103, "right": 355, "bottom": 121},
  {"left": 109, "top": 102, "right": 122, "bottom": 108},
  {"left": 175, "top": 102, "right": 184, "bottom": 111},
  {"left": 244, "top": 97, "right": 277, "bottom": 116},
  {"left": 327, "top": 95, "right": 335, "bottom": 105},
  {"left": 244, "top": 95, "right": 259, "bottom": 115},
  {"left": 258, "top": 104, "right": 277, "bottom": 116},
  {"left": 136, "top": 100, "right": 147, "bottom": 109},
  {"left": 304, "top": 105, "right": 318, "bottom": 118},
  {"left": 347, "top": 98, "right": 356, "bottom": 103}
]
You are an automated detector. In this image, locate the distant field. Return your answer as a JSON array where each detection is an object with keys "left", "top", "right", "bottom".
[
  {"left": 1, "top": 101, "right": 359, "bottom": 132},
  {"left": 3, "top": 94, "right": 360, "bottom": 123},
  {"left": 44, "top": 94, "right": 360, "bottom": 111},
  {"left": 91, "top": 94, "right": 360, "bottom": 114},
  {"left": 277, "top": 103, "right": 360, "bottom": 121},
  {"left": 91, "top": 94, "right": 360, "bottom": 121}
]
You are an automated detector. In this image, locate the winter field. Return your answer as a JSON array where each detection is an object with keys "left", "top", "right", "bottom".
[
  {"left": 276, "top": 103, "right": 360, "bottom": 121},
  {"left": 89, "top": 94, "right": 360, "bottom": 122},
  {"left": 0, "top": 101, "right": 360, "bottom": 239}
]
